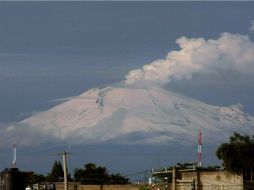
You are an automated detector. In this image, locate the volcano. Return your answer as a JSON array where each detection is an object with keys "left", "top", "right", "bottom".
[{"left": 4, "top": 84, "right": 254, "bottom": 146}]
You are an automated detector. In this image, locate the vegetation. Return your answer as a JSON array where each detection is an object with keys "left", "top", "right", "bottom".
[
  {"left": 216, "top": 132, "right": 254, "bottom": 180},
  {"left": 198, "top": 165, "right": 220, "bottom": 171},
  {"left": 47, "top": 161, "right": 64, "bottom": 182},
  {"left": 25, "top": 161, "right": 128, "bottom": 185},
  {"left": 25, "top": 173, "right": 46, "bottom": 187},
  {"left": 27, "top": 133, "right": 254, "bottom": 186},
  {"left": 74, "top": 163, "right": 129, "bottom": 184},
  {"left": 175, "top": 162, "right": 195, "bottom": 169},
  {"left": 138, "top": 185, "right": 150, "bottom": 190}
]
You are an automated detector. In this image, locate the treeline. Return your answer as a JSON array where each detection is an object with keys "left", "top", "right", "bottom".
[
  {"left": 74, "top": 163, "right": 129, "bottom": 184},
  {"left": 26, "top": 162, "right": 129, "bottom": 186},
  {"left": 216, "top": 132, "right": 254, "bottom": 180},
  {"left": 26, "top": 132, "right": 254, "bottom": 186}
]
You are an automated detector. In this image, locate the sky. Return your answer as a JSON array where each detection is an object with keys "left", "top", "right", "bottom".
[
  {"left": 0, "top": 1, "right": 254, "bottom": 175},
  {"left": 1, "top": 1, "right": 254, "bottom": 124}
]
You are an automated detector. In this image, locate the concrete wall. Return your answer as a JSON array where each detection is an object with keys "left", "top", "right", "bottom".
[
  {"left": 54, "top": 183, "right": 139, "bottom": 190},
  {"left": 150, "top": 170, "right": 243, "bottom": 190},
  {"left": 54, "top": 171, "right": 243, "bottom": 190},
  {"left": 79, "top": 185, "right": 139, "bottom": 190},
  {"left": 198, "top": 171, "right": 243, "bottom": 190},
  {"left": 178, "top": 170, "right": 243, "bottom": 190}
]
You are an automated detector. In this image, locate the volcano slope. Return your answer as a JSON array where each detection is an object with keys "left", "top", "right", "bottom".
[{"left": 3, "top": 85, "right": 253, "bottom": 146}]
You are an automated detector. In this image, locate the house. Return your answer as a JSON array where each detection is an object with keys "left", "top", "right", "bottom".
[{"left": 152, "top": 167, "right": 244, "bottom": 190}]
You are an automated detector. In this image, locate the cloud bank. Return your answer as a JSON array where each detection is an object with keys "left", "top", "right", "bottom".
[{"left": 125, "top": 33, "right": 254, "bottom": 86}]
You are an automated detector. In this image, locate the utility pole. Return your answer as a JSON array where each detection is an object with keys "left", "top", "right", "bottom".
[
  {"left": 191, "top": 178, "right": 196, "bottom": 190},
  {"left": 58, "top": 151, "right": 70, "bottom": 190},
  {"left": 197, "top": 129, "right": 202, "bottom": 167},
  {"left": 172, "top": 167, "right": 176, "bottom": 190},
  {"left": 63, "top": 152, "right": 68, "bottom": 190}
]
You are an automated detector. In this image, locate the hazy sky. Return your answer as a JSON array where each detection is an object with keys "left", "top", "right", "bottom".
[{"left": 1, "top": 2, "right": 254, "bottom": 124}]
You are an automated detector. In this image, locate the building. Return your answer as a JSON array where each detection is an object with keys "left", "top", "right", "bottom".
[
  {"left": 0, "top": 168, "right": 25, "bottom": 190},
  {"left": 152, "top": 167, "right": 244, "bottom": 190}
]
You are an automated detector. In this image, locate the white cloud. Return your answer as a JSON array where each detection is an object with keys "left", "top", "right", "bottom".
[{"left": 125, "top": 33, "right": 254, "bottom": 86}]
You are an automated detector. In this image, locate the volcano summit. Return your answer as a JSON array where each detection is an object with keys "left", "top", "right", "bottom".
[{"left": 3, "top": 84, "right": 254, "bottom": 147}]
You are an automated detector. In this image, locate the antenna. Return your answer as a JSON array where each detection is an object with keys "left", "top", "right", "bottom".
[
  {"left": 197, "top": 129, "right": 202, "bottom": 167},
  {"left": 12, "top": 143, "right": 17, "bottom": 168}
]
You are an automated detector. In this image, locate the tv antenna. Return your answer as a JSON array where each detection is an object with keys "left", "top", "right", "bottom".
[{"left": 12, "top": 143, "right": 17, "bottom": 168}]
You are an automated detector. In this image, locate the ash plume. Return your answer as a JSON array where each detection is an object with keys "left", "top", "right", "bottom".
[{"left": 125, "top": 33, "right": 254, "bottom": 86}]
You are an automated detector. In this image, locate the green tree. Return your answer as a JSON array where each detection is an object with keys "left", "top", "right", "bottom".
[
  {"left": 74, "top": 163, "right": 110, "bottom": 184},
  {"left": 216, "top": 132, "right": 254, "bottom": 180},
  {"left": 110, "top": 173, "right": 129, "bottom": 184},
  {"left": 25, "top": 173, "right": 46, "bottom": 186},
  {"left": 74, "top": 163, "right": 129, "bottom": 184},
  {"left": 176, "top": 162, "right": 194, "bottom": 169},
  {"left": 47, "top": 161, "right": 64, "bottom": 182}
]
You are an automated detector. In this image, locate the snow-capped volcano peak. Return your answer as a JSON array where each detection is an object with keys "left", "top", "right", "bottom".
[{"left": 3, "top": 86, "right": 254, "bottom": 146}]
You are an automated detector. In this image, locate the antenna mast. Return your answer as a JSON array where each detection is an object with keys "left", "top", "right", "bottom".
[
  {"left": 12, "top": 143, "right": 17, "bottom": 168},
  {"left": 197, "top": 129, "right": 202, "bottom": 167}
]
